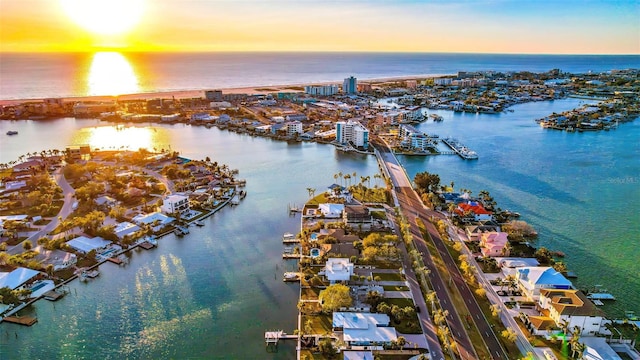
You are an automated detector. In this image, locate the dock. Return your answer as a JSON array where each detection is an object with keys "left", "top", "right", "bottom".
[
  {"left": 282, "top": 233, "right": 299, "bottom": 244},
  {"left": 107, "top": 257, "right": 123, "bottom": 265},
  {"left": 265, "top": 330, "right": 298, "bottom": 345},
  {"left": 282, "top": 253, "right": 301, "bottom": 259},
  {"left": 3, "top": 316, "right": 37, "bottom": 326},
  {"left": 587, "top": 293, "right": 616, "bottom": 301},
  {"left": 43, "top": 289, "right": 65, "bottom": 301},
  {"left": 441, "top": 137, "right": 478, "bottom": 160},
  {"left": 139, "top": 241, "right": 155, "bottom": 250}
]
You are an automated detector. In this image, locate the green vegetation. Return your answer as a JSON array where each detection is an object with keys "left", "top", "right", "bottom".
[{"left": 318, "top": 284, "right": 352, "bottom": 313}]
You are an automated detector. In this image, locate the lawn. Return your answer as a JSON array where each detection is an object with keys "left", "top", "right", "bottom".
[
  {"left": 383, "top": 298, "right": 415, "bottom": 308},
  {"left": 373, "top": 272, "right": 405, "bottom": 282},
  {"left": 302, "top": 314, "right": 332, "bottom": 335},
  {"left": 383, "top": 285, "right": 410, "bottom": 291},
  {"left": 301, "top": 287, "right": 320, "bottom": 300}
]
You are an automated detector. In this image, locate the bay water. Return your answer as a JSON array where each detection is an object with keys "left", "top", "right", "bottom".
[{"left": 0, "top": 98, "right": 638, "bottom": 358}]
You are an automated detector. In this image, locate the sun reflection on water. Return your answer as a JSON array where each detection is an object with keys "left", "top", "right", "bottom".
[
  {"left": 71, "top": 126, "right": 170, "bottom": 152},
  {"left": 88, "top": 52, "right": 140, "bottom": 96}
]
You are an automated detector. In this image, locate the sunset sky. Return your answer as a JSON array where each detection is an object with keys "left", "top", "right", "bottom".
[{"left": 1, "top": 0, "right": 639, "bottom": 54}]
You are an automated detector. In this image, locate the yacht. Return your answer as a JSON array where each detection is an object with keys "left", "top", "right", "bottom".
[{"left": 6, "top": 131, "right": 18, "bottom": 135}]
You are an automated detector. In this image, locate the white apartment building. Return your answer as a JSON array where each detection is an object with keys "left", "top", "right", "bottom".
[
  {"left": 305, "top": 85, "right": 338, "bottom": 96},
  {"left": 335, "top": 120, "right": 369, "bottom": 148}
]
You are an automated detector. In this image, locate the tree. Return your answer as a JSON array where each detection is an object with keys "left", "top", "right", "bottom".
[
  {"left": 395, "top": 336, "right": 407, "bottom": 350},
  {"left": 490, "top": 304, "right": 501, "bottom": 318},
  {"left": 414, "top": 171, "right": 440, "bottom": 194},
  {"left": 501, "top": 328, "right": 517, "bottom": 343},
  {"left": 318, "top": 284, "right": 352, "bottom": 313},
  {"left": 318, "top": 338, "right": 337, "bottom": 358},
  {"left": 365, "top": 290, "right": 383, "bottom": 309},
  {"left": 22, "top": 240, "right": 33, "bottom": 251}
]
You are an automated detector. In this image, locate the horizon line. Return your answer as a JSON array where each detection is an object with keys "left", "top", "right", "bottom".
[{"left": 1, "top": 50, "right": 639, "bottom": 56}]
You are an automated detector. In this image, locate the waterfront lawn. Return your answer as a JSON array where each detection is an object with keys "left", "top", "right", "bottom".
[
  {"left": 372, "top": 272, "right": 405, "bottom": 282},
  {"left": 301, "top": 287, "right": 320, "bottom": 301},
  {"left": 305, "top": 193, "right": 330, "bottom": 206},
  {"left": 302, "top": 314, "right": 332, "bottom": 335}
]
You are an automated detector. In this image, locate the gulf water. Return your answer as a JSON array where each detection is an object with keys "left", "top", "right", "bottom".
[{"left": 1, "top": 52, "right": 638, "bottom": 100}]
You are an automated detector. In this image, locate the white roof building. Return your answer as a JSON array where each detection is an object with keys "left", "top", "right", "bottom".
[
  {"left": 516, "top": 266, "right": 573, "bottom": 300},
  {"left": 113, "top": 222, "right": 141, "bottom": 239},
  {"left": 333, "top": 312, "right": 397, "bottom": 346},
  {"left": 581, "top": 337, "right": 622, "bottom": 360},
  {"left": 324, "top": 258, "right": 354, "bottom": 283},
  {"left": 0, "top": 267, "right": 41, "bottom": 290},
  {"left": 33, "top": 246, "right": 77, "bottom": 271},
  {"left": 160, "top": 194, "right": 190, "bottom": 215},
  {"left": 66, "top": 236, "right": 111, "bottom": 254},
  {"left": 132, "top": 212, "right": 175, "bottom": 226},
  {"left": 318, "top": 203, "right": 345, "bottom": 218}
]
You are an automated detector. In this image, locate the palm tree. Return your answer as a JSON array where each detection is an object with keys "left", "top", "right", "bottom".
[
  {"left": 374, "top": 173, "right": 382, "bottom": 187},
  {"left": 344, "top": 174, "right": 351, "bottom": 187},
  {"left": 306, "top": 187, "right": 315, "bottom": 198},
  {"left": 570, "top": 326, "right": 582, "bottom": 358},
  {"left": 338, "top": 172, "right": 343, "bottom": 186}
]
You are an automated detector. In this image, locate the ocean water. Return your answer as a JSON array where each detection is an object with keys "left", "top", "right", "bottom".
[{"left": 1, "top": 52, "right": 639, "bottom": 100}]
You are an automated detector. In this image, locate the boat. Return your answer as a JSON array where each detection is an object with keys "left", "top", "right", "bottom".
[
  {"left": 283, "top": 272, "right": 300, "bottom": 282},
  {"left": 6, "top": 131, "right": 18, "bottom": 135},
  {"left": 84, "top": 270, "right": 100, "bottom": 278},
  {"left": 194, "top": 220, "right": 204, "bottom": 227}
]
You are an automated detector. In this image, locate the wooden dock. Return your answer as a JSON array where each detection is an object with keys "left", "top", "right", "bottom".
[
  {"left": 107, "top": 257, "right": 123, "bottom": 265},
  {"left": 139, "top": 241, "right": 155, "bottom": 250},
  {"left": 3, "top": 316, "right": 37, "bottom": 326}
]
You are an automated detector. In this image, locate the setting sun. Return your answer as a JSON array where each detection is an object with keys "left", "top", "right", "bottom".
[{"left": 60, "top": 0, "right": 145, "bottom": 36}]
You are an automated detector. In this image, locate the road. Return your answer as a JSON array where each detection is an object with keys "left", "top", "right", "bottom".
[
  {"left": 385, "top": 205, "right": 445, "bottom": 360},
  {"left": 374, "top": 138, "right": 509, "bottom": 360},
  {"left": 7, "top": 167, "right": 76, "bottom": 254}
]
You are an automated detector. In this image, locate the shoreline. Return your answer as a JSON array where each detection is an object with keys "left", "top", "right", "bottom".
[{"left": 0, "top": 73, "right": 450, "bottom": 106}]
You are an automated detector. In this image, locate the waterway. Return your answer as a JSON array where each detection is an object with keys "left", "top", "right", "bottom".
[{"left": 0, "top": 98, "right": 638, "bottom": 358}]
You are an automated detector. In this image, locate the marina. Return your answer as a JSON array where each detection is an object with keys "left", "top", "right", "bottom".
[{"left": 441, "top": 137, "right": 479, "bottom": 160}]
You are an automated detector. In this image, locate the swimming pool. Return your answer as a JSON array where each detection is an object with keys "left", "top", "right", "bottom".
[
  {"left": 310, "top": 248, "right": 320, "bottom": 258},
  {"left": 30, "top": 281, "right": 47, "bottom": 292},
  {"left": 310, "top": 233, "right": 318, "bottom": 241}
]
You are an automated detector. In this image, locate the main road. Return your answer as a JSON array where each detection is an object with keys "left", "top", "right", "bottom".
[{"left": 373, "top": 138, "right": 509, "bottom": 360}]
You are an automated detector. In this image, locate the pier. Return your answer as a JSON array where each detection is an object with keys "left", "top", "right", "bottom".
[
  {"left": 282, "top": 233, "right": 299, "bottom": 244},
  {"left": 441, "top": 137, "right": 478, "bottom": 160},
  {"left": 2, "top": 316, "right": 37, "bottom": 326}
]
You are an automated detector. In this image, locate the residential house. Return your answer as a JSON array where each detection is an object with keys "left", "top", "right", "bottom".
[
  {"left": 33, "top": 246, "right": 77, "bottom": 270},
  {"left": 113, "top": 222, "right": 142, "bottom": 239},
  {"left": 479, "top": 232, "right": 510, "bottom": 257},
  {"left": 0, "top": 267, "right": 42, "bottom": 291},
  {"left": 66, "top": 235, "right": 112, "bottom": 254},
  {"left": 538, "top": 289, "right": 605, "bottom": 336},
  {"left": 318, "top": 203, "right": 345, "bottom": 218},
  {"left": 455, "top": 201, "right": 493, "bottom": 221},
  {"left": 465, "top": 223, "right": 501, "bottom": 241},
  {"left": 333, "top": 312, "right": 397, "bottom": 348},
  {"left": 160, "top": 194, "right": 190, "bottom": 215},
  {"left": 516, "top": 267, "right": 573, "bottom": 300},
  {"left": 343, "top": 205, "right": 372, "bottom": 229},
  {"left": 322, "top": 258, "right": 354, "bottom": 283}
]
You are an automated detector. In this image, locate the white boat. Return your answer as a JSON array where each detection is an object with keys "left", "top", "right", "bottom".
[{"left": 194, "top": 220, "right": 204, "bottom": 227}]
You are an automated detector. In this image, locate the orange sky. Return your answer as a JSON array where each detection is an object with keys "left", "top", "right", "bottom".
[{"left": 1, "top": 0, "right": 639, "bottom": 54}]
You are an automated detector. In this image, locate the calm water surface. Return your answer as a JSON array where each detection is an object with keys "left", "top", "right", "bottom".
[{"left": 0, "top": 98, "right": 638, "bottom": 358}]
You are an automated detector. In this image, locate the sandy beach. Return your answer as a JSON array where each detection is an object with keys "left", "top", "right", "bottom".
[{"left": 0, "top": 74, "right": 449, "bottom": 106}]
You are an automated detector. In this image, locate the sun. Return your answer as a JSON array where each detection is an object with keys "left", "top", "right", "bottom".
[{"left": 60, "top": 0, "right": 145, "bottom": 36}]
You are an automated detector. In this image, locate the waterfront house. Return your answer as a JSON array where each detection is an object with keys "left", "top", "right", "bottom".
[
  {"left": 465, "top": 223, "right": 501, "bottom": 241},
  {"left": 343, "top": 351, "right": 374, "bottom": 360},
  {"left": 318, "top": 203, "right": 345, "bottom": 218},
  {"left": 537, "top": 289, "right": 606, "bottom": 336},
  {"left": 332, "top": 312, "right": 397, "bottom": 348},
  {"left": 343, "top": 205, "right": 373, "bottom": 230},
  {"left": 479, "top": 231, "right": 510, "bottom": 257},
  {"left": 0, "top": 267, "right": 41, "bottom": 291},
  {"left": 113, "top": 221, "right": 142, "bottom": 239},
  {"left": 132, "top": 212, "right": 175, "bottom": 232},
  {"left": 33, "top": 246, "right": 77, "bottom": 270},
  {"left": 322, "top": 258, "right": 354, "bottom": 284},
  {"left": 160, "top": 194, "right": 190, "bottom": 215},
  {"left": 455, "top": 201, "right": 493, "bottom": 221},
  {"left": 516, "top": 267, "right": 573, "bottom": 300},
  {"left": 66, "top": 235, "right": 112, "bottom": 254}
]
